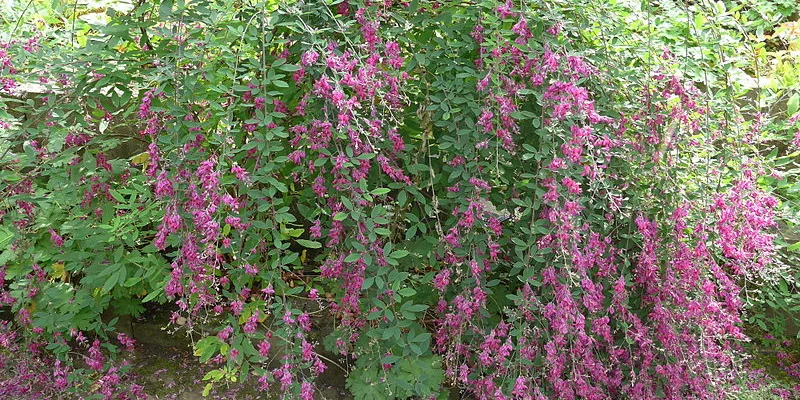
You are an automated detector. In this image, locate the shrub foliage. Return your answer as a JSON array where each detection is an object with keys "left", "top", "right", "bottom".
[{"left": 1, "top": 0, "right": 798, "bottom": 399}]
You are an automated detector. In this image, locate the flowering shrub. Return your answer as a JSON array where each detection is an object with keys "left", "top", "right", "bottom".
[{"left": 0, "top": 0, "right": 795, "bottom": 398}]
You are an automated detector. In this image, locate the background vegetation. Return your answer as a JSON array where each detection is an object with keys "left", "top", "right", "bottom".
[{"left": 1, "top": 0, "right": 800, "bottom": 398}]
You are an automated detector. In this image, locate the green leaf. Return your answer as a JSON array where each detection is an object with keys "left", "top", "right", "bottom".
[
  {"left": 381, "top": 354, "right": 400, "bottom": 364},
  {"left": 203, "top": 369, "right": 224, "bottom": 381},
  {"left": 398, "top": 287, "right": 417, "bottom": 297},
  {"left": 367, "top": 310, "right": 383, "bottom": 320},
  {"left": 362, "top": 277, "right": 374, "bottom": 290},
  {"left": 413, "top": 332, "right": 431, "bottom": 343},
  {"left": 788, "top": 93, "right": 800, "bottom": 117},
  {"left": 344, "top": 253, "right": 361, "bottom": 263},
  {"left": 406, "top": 304, "right": 428, "bottom": 313},
  {"left": 109, "top": 190, "right": 126, "bottom": 203},
  {"left": 0, "top": 250, "right": 17, "bottom": 269},
  {"left": 333, "top": 212, "right": 348, "bottom": 221},
  {"left": 102, "top": 272, "right": 119, "bottom": 293},
  {"left": 194, "top": 337, "right": 222, "bottom": 363},
  {"left": 279, "top": 64, "right": 301, "bottom": 72},
  {"left": 390, "top": 250, "right": 409, "bottom": 259},
  {"left": 0, "top": 227, "right": 13, "bottom": 249},
  {"left": 296, "top": 239, "right": 322, "bottom": 249},
  {"left": 142, "top": 281, "right": 166, "bottom": 303},
  {"left": 159, "top": 0, "right": 174, "bottom": 19}
]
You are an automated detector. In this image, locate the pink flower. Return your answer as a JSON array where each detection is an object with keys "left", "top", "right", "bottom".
[
  {"left": 49, "top": 229, "right": 64, "bottom": 247},
  {"left": 231, "top": 163, "right": 249, "bottom": 182},
  {"left": 230, "top": 301, "right": 243, "bottom": 316},
  {"left": 298, "top": 313, "right": 311, "bottom": 331},
  {"left": 258, "top": 338, "right": 271, "bottom": 357},
  {"left": 282, "top": 310, "right": 294, "bottom": 325},
  {"left": 433, "top": 269, "right": 451, "bottom": 292},
  {"left": 288, "top": 150, "right": 306, "bottom": 165},
  {"left": 301, "top": 50, "right": 319, "bottom": 66},
  {"left": 300, "top": 381, "right": 314, "bottom": 400},
  {"left": 117, "top": 333, "right": 136, "bottom": 351},
  {"left": 86, "top": 340, "right": 105, "bottom": 371},
  {"left": 561, "top": 177, "right": 582, "bottom": 194}
]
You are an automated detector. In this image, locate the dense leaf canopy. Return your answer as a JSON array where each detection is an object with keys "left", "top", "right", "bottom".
[{"left": 1, "top": 0, "right": 800, "bottom": 399}]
